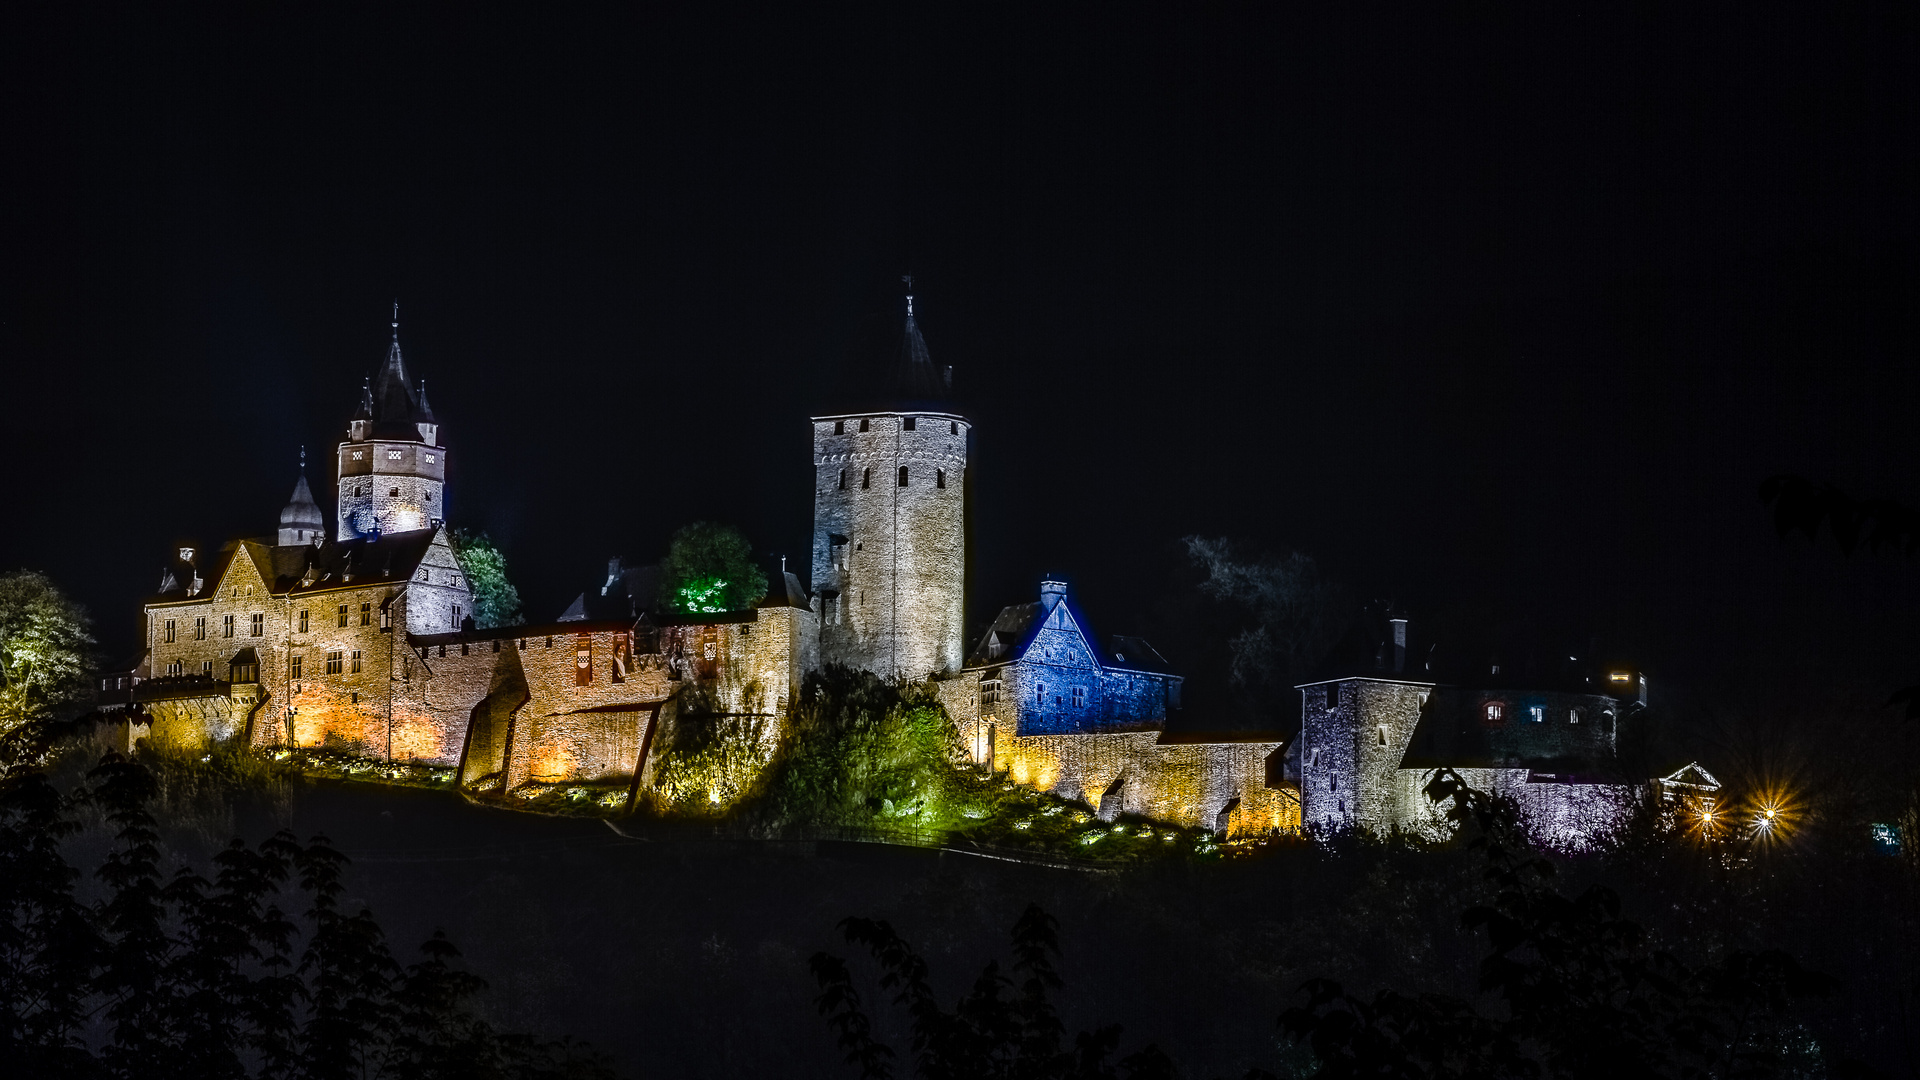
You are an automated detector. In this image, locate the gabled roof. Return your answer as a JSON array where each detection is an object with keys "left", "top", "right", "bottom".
[
  {"left": 285, "top": 528, "right": 443, "bottom": 596},
  {"left": 965, "top": 591, "right": 1179, "bottom": 681}
]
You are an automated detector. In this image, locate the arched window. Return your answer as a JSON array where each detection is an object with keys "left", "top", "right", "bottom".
[{"left": 898, "top": 466, "right": 909, "bottom": 486}]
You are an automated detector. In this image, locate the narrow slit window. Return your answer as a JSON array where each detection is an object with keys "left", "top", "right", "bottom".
[
  {"left": 290, "top": 655, "right": 303, "bottom": 680},
  {"left": 298, "top": 609, "right": 309, "bottom": 633},
  {"left": 337, "top": 604, "right": 349, "bottom": 628},
  {"left": 360, "top": 602, "right": 372, "bottom": 626},
  {"left": 838, "top": 469, "right": 846, "bottom": 490},
  {"left": 834, "top": 420, "right": 844, "bottom": 435},
  {"left": 251, "top": 613, "right": 263, "bottom": 636},
  {"left": 859, "top": 418, "right": 869, "bottom": 432},
  {"left": 195, "top": 616, "right": 206, "bottom": 640},
  {"left": 223, "top": 615, "right": 235, "bottom": 638},
  {"left": 936, "top": 468, "right": 946, "bottom": 489},
  {"left": 350, "top": 650, "right": 362, "bottom": 673},
  {"left": 950, "top": 421, "right": 958, "bottom": 435},
  {"left": 897, "top": 466, "right": 908, "bottom": 486},
  {"left": 862, "top": 468, "right": 871, "bottom": 489}
]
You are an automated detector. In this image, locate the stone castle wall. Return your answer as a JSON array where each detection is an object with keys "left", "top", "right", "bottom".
[
  {"left": 336, "top": 439, "right": 446, "bottom": 539},
  {"left": 993, "top": 730, "right": 1297, "bottom": 837},
  {"left": 811, "top": 412, "right": 968, "bottom": 680},
  {"left": 1298, "top": 679, "right": 1432, "bottom": 832}
]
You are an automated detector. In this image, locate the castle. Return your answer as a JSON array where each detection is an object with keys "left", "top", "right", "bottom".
[{"left": 100, "top": 298, "right": 1700, "bottom": 843}]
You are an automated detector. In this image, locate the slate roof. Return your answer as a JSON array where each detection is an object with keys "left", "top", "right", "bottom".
[
  {"left": 363, "top": 330, "right": 436, "bottom": 441},
  {"left": 280, "top": 471, "right": 324, "bottom": 530},
  {"left": 965, "top": 592, "right": 1180, "bottom": 679}
]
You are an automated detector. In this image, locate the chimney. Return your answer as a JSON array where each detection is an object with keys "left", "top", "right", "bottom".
[
  {"left": 1040, "top": 579, "right": 1068, "bottom": 609},
  {"left": 1391, "top": 617, "right": 1408, "bottom": 673}
]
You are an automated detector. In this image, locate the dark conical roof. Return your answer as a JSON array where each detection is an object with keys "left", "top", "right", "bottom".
[
  {"left": 897, "top": 302, "right": 951, "bottom": 400},
  {"left": 358, "top": 313, "right": 437, "bottom": 440}
]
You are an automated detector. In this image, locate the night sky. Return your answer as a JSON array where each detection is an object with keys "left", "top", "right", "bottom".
[{"left": 6, "top": 6, "right": 1917, "bottom": 699}]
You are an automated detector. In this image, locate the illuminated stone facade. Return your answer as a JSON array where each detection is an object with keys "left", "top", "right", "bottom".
[
  {"left": 810, "top": 410, "right": 969, "bottom": 680},
  {"left": 1294, "top": 624, "right": 1675, "bottom": 847},
  {"left": 337, "top": 320, "right": 445, "bottom": 540}
]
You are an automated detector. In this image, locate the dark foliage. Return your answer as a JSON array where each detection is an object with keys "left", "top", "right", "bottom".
[
  {"left": 0, "top": 750, "right": 620, "bottom": 1079},
  {"left": 810, "top": 902, "right": 1179, "bottom": 1080},
  {"left": 1763, "top": 476, "right": 1920, "bottom": 719},
  {"left": 1277, "top": 769, "right": 1839, "bottom": 1079}
]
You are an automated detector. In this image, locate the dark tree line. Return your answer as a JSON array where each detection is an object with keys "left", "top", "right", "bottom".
[
  {"left": 0, "top": 747, "right": 615, "bottom": 1079},
  {"left": 812, "top": 772, "right": 1849, "bottom": 1080}
]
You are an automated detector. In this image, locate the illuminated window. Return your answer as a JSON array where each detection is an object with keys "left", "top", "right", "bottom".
[
  {"left": 291, "top": 655, "right": 303, "bottom": 679},
  {"left": 251, "top": 613, "right": 264, "bottom": 636},
  {"left": 1483, "top": 701, "right": 1506, "bottom": 726},
  {"left": 426, "top": 453, "right": 435, "bottom": 463},
  {"left": 337, "top": 605, "right": 349, "bottom": 628},
  {"left": 166, "top": 661, "right": 183, "bottom": 676},
  {"left": 164, "top": 619, "right": 176, "bottom": 643},
  {"left": 898, "top": 466, "right": 909, "bottom": 486},
  {"left": 1609, "top": 671, "right": 1631, "bottom": 684},
  {"left": 452, "top": 605, "right": 462, "bottom": 628},
  {"left": 195, "top": 616, "right": 206, "bottom": 640},
  {"left": 834, "top": 420, "right": 845, "bottom": 435},
  {"left": 223, "top": 615, "right": 235, "bottom": 638},
  {"left": 298, "top": 609, "right": 309, "bottom": 633},
  {"left": 1569, "top": 708, "right": 1583, "bottom": 724},
  {"left": 326, "top": 651, "right": 343, "bottom": 675},
  {"left": 230, "top": 659, "right": 257, "bottom": 683},
  {"left": 859, "top": 418, "right": 869, "bottom": 432},
  {"left": 1529, "top": 705, "right": 1544, "bottom": 723},
  {"left": 1072, "top": 686, "right": 1086, "bottom": 708},
  {"left": 862, "top": 468, "right": 871, "bottom": 489},
  {"left": 349, "top": 651, "right": 362, "bottom": 674},
  {"left": 982, "top": 679, "right": 1002, "bottom": 705},
  {"left": 360, "top": 602, "right": 372, "bottom": 626},
  {"left": 201, "top": 661, "right": 213, "bottom": 676},
  {"left": 903, "top": 417, "right": 916, "bottom": 431},
  {"left": 936, "top": 468, "right": 946, "bottom": 489}
]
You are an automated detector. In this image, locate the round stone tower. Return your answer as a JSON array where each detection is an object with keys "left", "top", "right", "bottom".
[
  {"left": 811, "top": 290, "right": 969, "bottom": 680},
  {"left": 336, "top": 309, "right": 447, "bottom": 540}
]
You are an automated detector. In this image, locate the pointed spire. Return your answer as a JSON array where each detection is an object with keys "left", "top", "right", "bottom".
[
  {"left": 370, "top": 302, "right": 427, "bottom": 425},
  {"left": 354, "top": 374, "right": 374, "bottom": 420},
  {"left": 279, "top": 446, "right": 326, "bottom": 545},
  {"left": 896, "top": 275, "right": 947, "bottom": 400}
]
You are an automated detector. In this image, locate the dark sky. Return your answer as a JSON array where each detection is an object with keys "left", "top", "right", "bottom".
[{"left": 5, "top": 6, "right": 1917, "bottom": 696}]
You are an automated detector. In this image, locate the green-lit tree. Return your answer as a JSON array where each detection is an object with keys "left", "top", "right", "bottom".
[
  {"left": 0, "top": 571, "right": 94, "bottom": 754},
  {"left": 449, "top": 531, "right": 525, "bottom": 629},
  {"left": 658, "top": 523, "right": 766, "bottom": 615}
]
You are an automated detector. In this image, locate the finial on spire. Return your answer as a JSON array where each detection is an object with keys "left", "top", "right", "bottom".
[
  {"left": 391, "top": 301, "right": 399, "bottom": 340},
  {"left": 299, "top": 445, "right": 306, "bottom": 472},
  {"left": 902, "top": 274, "right": 914, "bottom": 316}
]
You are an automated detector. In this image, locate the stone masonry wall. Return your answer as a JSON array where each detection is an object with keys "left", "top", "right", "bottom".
[
  {"left": 336, "top": 439, "right": 446, "bottom": 540},
  {"left": 1298, "top": 678, "right": 1433, "bottom": 833},
  {"left": 993, "top": 730, "right": 1298, "bottom": 837},
  {"left": 812, "top": 411, "right": 968, "bottom": 680}
]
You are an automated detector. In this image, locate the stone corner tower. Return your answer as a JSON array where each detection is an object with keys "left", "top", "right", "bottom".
[
  {"left": 336, "top": 309, "right": 447, "bottom": 541},
  {"left": 810, "top": 288, "right": 969, "bottom": 681}
]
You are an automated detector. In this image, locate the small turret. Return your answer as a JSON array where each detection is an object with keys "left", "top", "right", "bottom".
[{"left": 279, "top": 448, "right": 326, "bottom": 546}]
